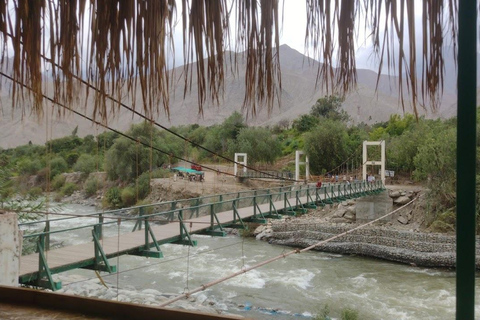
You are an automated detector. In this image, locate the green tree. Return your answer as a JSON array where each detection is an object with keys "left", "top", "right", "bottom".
[
  {"left": 46, "top": 136, "right": 82, "bottom": 153},
  {"left": 96, "top": 131, "right": 119, "bottom": 150},
  {"left": 310, "top": 95, "right": 349, "bottom": 122},
  {"left": 414, "top": 126, "right": 456, "bottom": 211},
  {"left": 73, "top": 154, "right": 97, "bottom": 174},
  {"left": 219, "top": 111, "right": 246, "bottom": 140},
  {"left": 228, "top": 127, "right": 282, "bottom": 165},
  {"left": 104, "top": 122, "right": 179, "bottom": 181},
  {"left": 292, "top": 114, "right": 320, "bottom": 132},
  {"left": 49, "top": 156, "right": 69, "bottom": 178},
  {"left": 304, "top": 120, "right": 349, "bottom": 174}
]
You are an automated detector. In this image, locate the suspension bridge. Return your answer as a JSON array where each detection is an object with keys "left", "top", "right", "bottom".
[{"left": 18, "top": 181, "right": 385, "bottom": 291}]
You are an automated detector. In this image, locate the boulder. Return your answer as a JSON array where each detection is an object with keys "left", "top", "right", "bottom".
[
  {"left": 344, "top": 211, "right": 355, "bottom": 220},
  {"left": 347, "top": 199, "right": 356, "bottom": 206},
  {"left": 333, "top": 207, "right": 347, "bottom": 218},
  {"left": 253, "top": 225, "right": 266, "bottom": 236},
  {"left": 63, "top": 172, "right": 84, "bottom": 185},
  {"left": 397, "top": 215, "right": 409, "bottom": 224},
  {"left": 389, "top": 190, "right": 401, "bottom": 198},
  {"left": 394, "top": 196, "right": 411, "bottom": 205},
  {"left": 331, "top": 217, "right": 350, "bottom": 224}
]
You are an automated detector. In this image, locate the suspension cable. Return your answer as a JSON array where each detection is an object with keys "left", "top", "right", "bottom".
[
  {"left": 0, "top": 71, "right": 237, "bottom": 179},
  {"left": 2, "top": 30, "right": 296, "bottom": 183}
]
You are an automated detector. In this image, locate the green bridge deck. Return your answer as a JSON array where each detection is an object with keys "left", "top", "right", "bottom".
[{"left": 18, "top": 181, "right": 385, "bottom": 290}]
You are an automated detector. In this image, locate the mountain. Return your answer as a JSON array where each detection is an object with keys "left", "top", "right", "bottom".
[{"left": 0, "top": 45, "right": 460, "bottom": 148}]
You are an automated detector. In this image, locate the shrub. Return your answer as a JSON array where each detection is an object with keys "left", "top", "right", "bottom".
[
  {"left": 151, "top": 168, "right": 170, "bottom": 179},
  {"left": 49, "top": 156, "right": 68, "bottom": 178},
  {"left": 27, "top": 186, "right": 43, "bottom": 198},
  {"left": 51, "top": 174, "right": 66, "bottom": 190},
  {"left": 17, "top": 158, "right": 43, "bottom": 176},
  {"left": 65, "top": 152, "right": 79, "bottom": 168},
  {"left": 84, "top": 176, "right": 101, "bottom": 197},
  {"left": 104, "top": 186, "right": 122, "bottom": 208},
  {"left": 73, "top": 154, "right": 97, "bottom": 175},
  {"left": 61, "top": 182, "right": 77, "bottom": 196},
  {"left": 341, "top": 308, "right": 359, "bottom": 320},
  {"left": 314, "top": 304, "right": 331, "bottom": 320},
  {"left": 121, "top": 186, "right": 136, "bottom": 207},
  {"left": 136, "top": 172, "right": 151, "bottom": 200}
]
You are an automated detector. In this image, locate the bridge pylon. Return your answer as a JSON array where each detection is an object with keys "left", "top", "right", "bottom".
[
  {"left": 295, "top": 150, "right": 309, "bottom": 183},
  {"left": 362, "top": 140, "right": 386, "bottom": 183}
]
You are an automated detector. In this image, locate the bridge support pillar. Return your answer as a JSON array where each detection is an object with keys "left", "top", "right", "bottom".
[
  {"left": 355, "top": 192, "right": 392, "bottom": 223},
  {"left": 0, "top": 212, "right": 21, "bottom": 287}
]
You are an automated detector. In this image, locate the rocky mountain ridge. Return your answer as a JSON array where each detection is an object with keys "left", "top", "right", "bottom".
[{"left": 0, "top": 45, "right": 460, "bottom": 148}]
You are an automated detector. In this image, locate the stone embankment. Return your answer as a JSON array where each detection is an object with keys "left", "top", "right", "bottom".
[
  {"left": 267, "top": 223, "right": 480, "bottom": 269},
  {"left": 254, "top": 188, "right": 480, "bottom": 269}
]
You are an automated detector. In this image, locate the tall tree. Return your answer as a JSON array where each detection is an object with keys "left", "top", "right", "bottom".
[{"left": 304, "top": 120, "right": 348, "bottom": 174}]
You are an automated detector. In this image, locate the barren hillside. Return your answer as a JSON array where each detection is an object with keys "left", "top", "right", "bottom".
[{"left": 0, "top": 45, "right": 461, "bottom": 148}]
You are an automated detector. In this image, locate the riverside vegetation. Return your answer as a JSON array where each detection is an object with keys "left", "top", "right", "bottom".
[{"left": 0, "top": 96, "right": 477, "bottom": 233}]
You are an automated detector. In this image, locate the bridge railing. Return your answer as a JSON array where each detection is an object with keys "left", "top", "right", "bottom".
[{"left": 18, "top": 180, "right": 385, "bottom": 254}]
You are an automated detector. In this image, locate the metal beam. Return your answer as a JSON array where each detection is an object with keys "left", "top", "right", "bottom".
[{"left": 456, "top": 0, "right": 476, "bottom": 319}]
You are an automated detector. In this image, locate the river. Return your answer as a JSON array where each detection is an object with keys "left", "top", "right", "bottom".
[{"left": 28, "top": 204, "right": 480, "bottom": 320}]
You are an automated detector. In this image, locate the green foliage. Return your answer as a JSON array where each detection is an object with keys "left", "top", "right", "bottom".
[
  {"left": 428, "top": 210, "right": 456, "bottom": 233},
  {"left": 60, "top": 182, "right": 77, "bottom": 196},
  {"left": 413, "top": 126, "right": 456, "bottom": 209},
  {"left": 73, "top": 154, "right": 98, "bottom": 175},
  {"left": 27, "top": 186, "right": 43, "bottom": 198},
  {"left": 17, "top": 158, "right": 43, "bottom": 175},
  {"left": 219, "top": 111, "right": 246, "bottom": 140},
  {"left": 105, "top": 122, "right": 176, "bottom": 181},
  {"left": 310, "top": 95, "right": 349, "bottom": 122},
  {"left": 71, "top": 125, "right": 79, "bottom": 137},
  {"left": 314, "top": 304, "right": 331, "bottom": 320},
  {"left": 96, "top": 131, "right": 119, "bottom": 150},
  {"left": 104, "top": 186, "right": 122, "bottom": 208},
  {"left": 65, "top": 152, "right": 80, "bottom": 168},
  {"left": 199, "top": 112, "right": 247, "bottom": 160},
  {"left": 80, "top": 134, "right": 96, "bottom": 153},
  {"left": 84, "top": 176, "right": 102, "bottom": 197},
  {"left": 51, "top": 174, "right": 66, "bottom": 190},
  {"left": 304, "top": 120, "right": 349, "bottom": 174},
  {"left": 341, "top": 308, "right": 359, "bottom": 320},
  {"left": 46, "top": 136, "right": 82, "bottom": 154},
  {"left": 151, "top": 168, "right": 171, "bottom": 179},
  {"left": 121, "top": 186, "right": 136, "bottom": 207},
  {"left": 292, "top": 114, "right": 320, "bottom": 132},
  {"left": 49, "top": 156, "right": 69, "bottom": 178},
  {"left": 228, "top": 127, "right": 282, "bottom": 165},
  {"left": 136, "top": 172, "right": 151, "bottom": 200}
]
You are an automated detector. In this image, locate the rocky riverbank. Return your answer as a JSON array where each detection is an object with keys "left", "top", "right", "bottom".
[{"left": 254, "top": 188, "right": 480, "bottom": 269}]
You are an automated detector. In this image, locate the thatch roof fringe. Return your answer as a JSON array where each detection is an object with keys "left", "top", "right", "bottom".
[{"left": 0, "top": 0, "right": 460, "bottom": 120}]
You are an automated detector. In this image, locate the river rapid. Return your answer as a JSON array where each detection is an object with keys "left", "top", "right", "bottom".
[{"left": 32, "top": 204, "right": 480, "bottom": 320}]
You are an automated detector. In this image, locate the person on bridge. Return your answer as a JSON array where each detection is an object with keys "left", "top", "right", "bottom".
[{"left": 316, "top": 180, "right": 322, "bottom": 189}]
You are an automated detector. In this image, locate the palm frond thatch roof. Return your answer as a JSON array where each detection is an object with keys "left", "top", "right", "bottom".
[{"left": 0, "top": 0, "right": 458, "bottom": 121}]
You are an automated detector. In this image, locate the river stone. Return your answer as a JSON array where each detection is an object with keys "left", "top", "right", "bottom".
[
  {"left": 397, "top": 216, "right": 409, "bottom": 224},
  {"left": 254, "top": 225, "right": 266, "bottom": 236},
  {"left": 344, "top": 211, "right": 355, "bottom": 220},
  {"left": 333, "top": 207, "right": 347, "bottom": 218},
  {"left": 331, "top": 217, "right": 350, "bottom": 223},
  {"left": 389, "top": 191, "right": 401, "bottom": 198},
  {"left": 394, "top": 196, "right": 411, "bottom": 205},
  {"left": 63, "top": 172, "right": 84, "bottom": 184},
  {"left": 142, "top": 288, "right": 161, "bottom": 296}
]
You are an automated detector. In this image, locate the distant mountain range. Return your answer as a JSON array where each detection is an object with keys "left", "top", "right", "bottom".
[{"left": 0, "top": 45, "right": 462, "bottom": 148}]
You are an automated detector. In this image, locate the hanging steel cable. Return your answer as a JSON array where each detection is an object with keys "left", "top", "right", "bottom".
[
  {"left": 0, "top": 70, "right": 238, "bottom": 179},
  {"left": 2, "top": 30, "right": 296, "bottom": 182}
]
